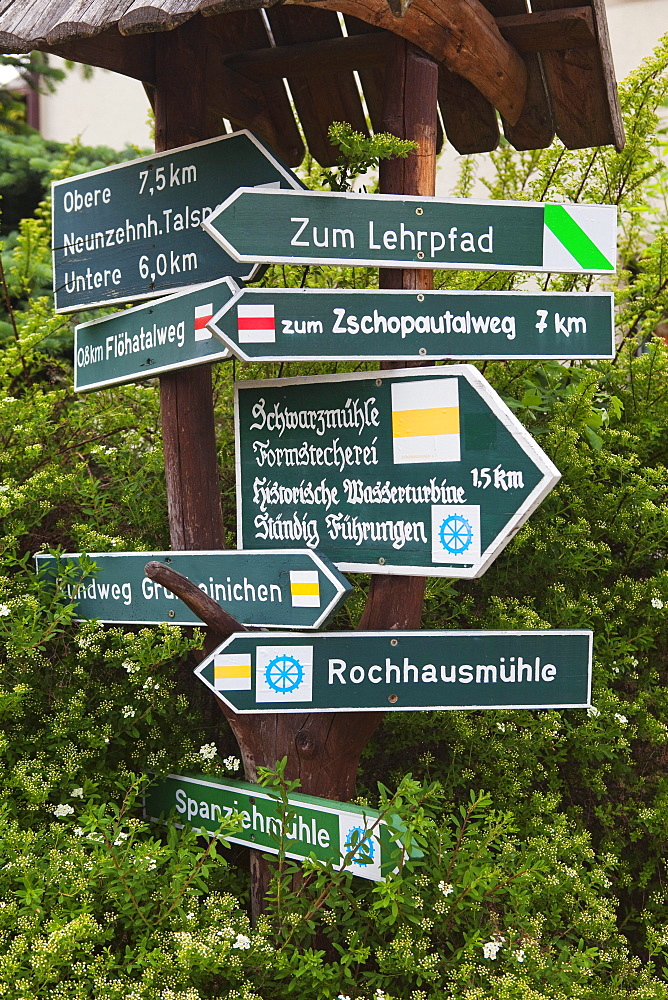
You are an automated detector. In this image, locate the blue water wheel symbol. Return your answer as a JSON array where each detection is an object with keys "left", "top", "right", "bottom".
[
  {"left": 265, "top": 654, "right": 304, "bottom": 694},
  {"left": 344, "top": 826, "right": 375, "bottom": 866},
  {"left": 438, "top": 513, "right": 474, "bottom": 554}
]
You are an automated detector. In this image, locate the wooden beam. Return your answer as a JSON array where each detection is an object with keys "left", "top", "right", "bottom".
[
  {"left": 284, "top": 0, "right": 527, "bottom": 125},
  {"left": 438, "top": 64, "right": 499, "bottom": 154},
  {"left": 531, "top": 0, "right": 624, "bottom": 150},
  {"left": 479, "top": 0, "right": 555, "bottom": 152},
  {"left": 205, "top": 11, "right": 304, "bottom": 167},
  {"left": 45, "top": 29, "right": 155, "bottom": 82},
  {"left": 224, "top": 30, "right": 390, "bottom": 80},
  {"left": 266, "top": 5, "right": 369, "bottom": 167},
  {"left": 496, "top": 7, "right": 596, "bottom": 52}
]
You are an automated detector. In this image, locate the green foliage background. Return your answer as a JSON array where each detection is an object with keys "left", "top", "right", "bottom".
[{"left": 1, "top": 37, "right": 668, "bottom": 1000}]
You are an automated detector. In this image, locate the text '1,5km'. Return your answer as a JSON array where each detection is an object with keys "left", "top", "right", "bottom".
[
  {"left": 204, "top": 188, "right": 617, "bottom": 274},
  {"left": 235, "top": 365, "right": 560, "bottom": 578},
  {"left": 194, "top": 630, "right": 592, "bottom": 714}
]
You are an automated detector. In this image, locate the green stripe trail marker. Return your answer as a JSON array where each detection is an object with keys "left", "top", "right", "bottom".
[
  {"left": 235, "top": 365, "right": 560, "bottom": 578},
  {"left": 210, "top": 283, "right": 615, "bottom": 361},
  {"left": 144, "top": 772, "right": 408, "bottom": 881},
  {"left": 52, "top": 130, "right": 303, "bottom": 313},
  {"left": 35, "top": 549, "right": 351, "bottom": 630},
  {"left": 203, "top": 188, "right": 617, "bottom": 274},
  {"left": 193, "top": 629, "right": 592, "bottom": 714},
  {"left": 74, "top": 278, "right": 236, "bottom": 392}
]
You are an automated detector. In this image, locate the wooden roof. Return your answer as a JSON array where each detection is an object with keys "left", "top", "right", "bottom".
[{"left": 0, "top": 0, "right": 624, "bottom": 163}]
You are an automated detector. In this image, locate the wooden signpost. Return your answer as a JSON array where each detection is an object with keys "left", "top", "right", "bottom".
[
  {"left": 193, "top": 629, "right": 593, "bottom": 713},
  {"left": 234, "top": 364, "right": 560, "bottom": 577},
  {"left": 203, "top": 186, "right": 617, "bottom": 274},
  {"left": 52, "top": 130, "right": 303, "bottom": 313},
  {"left": 209, "top": 284, "right": 615, "bottom": 362},
  {"left": 36, "top": 549, "right": 351, "bottom": 629},
  {"left": 33, "top": 0, "right": 623, "bottom": 918}
]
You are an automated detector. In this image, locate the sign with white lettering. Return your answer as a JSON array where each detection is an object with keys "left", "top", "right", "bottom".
[
  {"left": 145, "top": 772, "right": 406, "bottom": 881},
  {"left": 35, "top": 549, "right": 351, "bottom": 630},
  {"left": 193, "top": 630, "right": 592, "bottom": 713},
  {"left": 235, "top": 365, "right": 560, "bottom": 578},
  {"left": 74, "top": 278, "right": 237, "bottom": 392},
  {"left": 52, "top": 131, "right": 302, "bottom": 313},
  {"left": 203, "top": 188, "right": 617, "bottom": 274},
  {"left": 209, "top": 284, "right": 615, "bottom": 361}
]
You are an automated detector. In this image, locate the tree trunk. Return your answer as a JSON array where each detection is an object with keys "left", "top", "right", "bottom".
[{"left": 154, "top": 20, "right": 225, "bottom": 552}]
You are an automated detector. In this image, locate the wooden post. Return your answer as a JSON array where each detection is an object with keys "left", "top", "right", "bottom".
[
  {"left": 154, "top": 18, "right": 225, "bottom": 552},
  {"left": 153, "top": 19, "right": 438, "bottom": 922},
  {"left": 359, "top": 35, "right": 438, "bottom": 631}
]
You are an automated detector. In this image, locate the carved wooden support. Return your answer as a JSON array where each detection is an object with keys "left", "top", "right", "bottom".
[{"left": 284, "top": 0, "right": 528, "bottom": 124}]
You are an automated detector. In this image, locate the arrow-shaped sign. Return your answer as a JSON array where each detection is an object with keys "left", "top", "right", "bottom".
[
  {"left": 52, "top": 130, "right": 303, "bottom": 313},
  {"left": 74, "top": 278, "right": 236, "bottom": 392},
  {"left": 235, "top": 364, "right": 560, "bottom": 578},
  {"left": 145, "top": 772, "right": 408, "bottom": 881},
  {"left": 36, "top": 549, "right": 352, "bottom": 630},
  {"left": 203, "top": 188, "right": 617, "bottom": 274},
  {"left": 209, "top": 282, "right": 615, "bottom": 361},
  {"left": 194, "top": 630, "right": 592, "bottom": 714}
]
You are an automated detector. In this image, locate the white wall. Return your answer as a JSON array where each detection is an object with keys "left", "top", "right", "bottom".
[{"left": 39, "top": 56, "right": 152, "bottom": 149}]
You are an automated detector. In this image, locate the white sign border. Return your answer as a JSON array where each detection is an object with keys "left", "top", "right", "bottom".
[
  {"left": 209, "top": 286, "right": 615, "bottom": 363},
  {"left": 52, "top": 130, "right": 303, "bottom": 314},
  {"left": 35, "top": 547, "right": 351, "bottom": 631},
  {"left": 73, "top": 277, "right": 237, "bottom": 392},
  {"left": 203, "top": 187, "right": 617, "bottom": 275},
  {"left": 234, "top": 364, "right": 561, "bottom": 579},
  {"left": 194, "top": 629, "right": 593, "bottom": 715}
]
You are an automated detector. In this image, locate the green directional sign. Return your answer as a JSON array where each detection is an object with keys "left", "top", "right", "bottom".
[
  {"left": 235, "top": 365, "right": 560, "bottom": 578},
  {"left": 74, "top": 278, "right": 238, "bottom": 392},
  {"left": 145, "top": 772, "right": 405, "bottom": 881},
  {"left": 210, "top": 283, "right": 614, "bottom": 361},
  {"left": 52, "top": 130, "right": 303, "bottom": 313},
  {"left": 35, "top": 549, "right": 351, "bottom": 630},
  {"left": 203, "top": 188, "right": 617, "bottom": 274},
  {"left": 193, "top": 629, "right": 592, "bottom": 714}
]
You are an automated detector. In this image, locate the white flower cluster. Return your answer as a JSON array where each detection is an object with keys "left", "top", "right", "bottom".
[
  {"left": 223, "top": 756, "right": 241, "bottom": 771},
  {"left": 651, "top": 597, "right": 664, "bottom": 609},
  {"left": 438, "top": 880, "right": 453, "bottom": 896},
  {"left": 615, "top": 713, "right": 628, "bottom": 725},
  {"left": 199, "top": 743, "right": 217, "bottom": 761},
  {"left": 587, "top": 706, "right": 600, "bottom": 718},
  {"left": 122, "top": 706, "right": 136, "bottom": 719},
  {"left": 123, "top": 659, "right": 140, "bottom": 674},
  {"left": 482, "top": 934, "right": 505, "bottom": 960},
  {"left": 71, "top": 787, "right": 84, "bottom": 798},
  {"left": 53, "top": 804, "right": 74, "bottom": 817},
  {"left": 232, "top": 933, "right": 251, "bottom": 950},
  {"left": 0, "top": 605, "right": 10, "bottom": 617}
]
